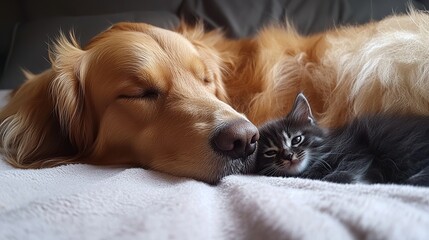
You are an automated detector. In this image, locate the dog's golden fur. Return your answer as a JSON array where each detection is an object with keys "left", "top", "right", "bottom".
[{"left": 2, "top": 11, "right": 429, "bottom": 183}]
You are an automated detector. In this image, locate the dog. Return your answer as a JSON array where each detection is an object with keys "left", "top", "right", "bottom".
[{"left": 1, "top": 11, "right": 429, "bottom": 183}]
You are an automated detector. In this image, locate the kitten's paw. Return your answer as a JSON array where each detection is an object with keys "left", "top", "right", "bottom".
[{"left": 322, "top": 171, "right": 354, "bottom": 184}]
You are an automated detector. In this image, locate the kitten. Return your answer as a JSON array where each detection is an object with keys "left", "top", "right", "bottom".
[{"left": 255, "top": 93, "right": 429, "bottom": 186}]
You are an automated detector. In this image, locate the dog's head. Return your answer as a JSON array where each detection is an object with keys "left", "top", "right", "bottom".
[{"left": 0, "top": 23, "right": 259, "bottom": 183}]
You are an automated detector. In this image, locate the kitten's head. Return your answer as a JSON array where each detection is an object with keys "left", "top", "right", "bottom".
[{"left": 255, "top": 93, "right": 325, "bottom": 177}]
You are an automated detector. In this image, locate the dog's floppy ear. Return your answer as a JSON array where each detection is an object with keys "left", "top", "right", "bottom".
[
  {"left": 49, "top": 33, "right": 95, "bottom": 150},
  {"left": 0, "top": 33, "right": 94, "bottom": 168}
]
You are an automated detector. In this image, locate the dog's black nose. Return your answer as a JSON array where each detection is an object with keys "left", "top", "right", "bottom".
[{"left": 212, "top": 119, "right": 259, "bottom": 159}]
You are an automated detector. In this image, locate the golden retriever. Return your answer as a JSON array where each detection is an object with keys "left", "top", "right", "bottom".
[{"left": 1, "top": 11, "right": 429, "bottom": 183}]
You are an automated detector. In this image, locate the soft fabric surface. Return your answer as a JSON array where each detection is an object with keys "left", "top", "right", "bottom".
[
  {"left": 1, "top": 88, "right": 429, "bottom": 240},
  {"left": 1, "top": 161, "right": 429, "bottom": 240}
]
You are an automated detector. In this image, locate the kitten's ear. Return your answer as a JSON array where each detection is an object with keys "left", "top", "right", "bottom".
[{"left": 289, "top": 93, "right": 316, "bottom": 124}]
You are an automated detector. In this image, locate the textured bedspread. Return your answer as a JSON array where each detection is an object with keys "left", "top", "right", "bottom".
[{"left": 1, "top": 159, "right": 429, "bottom": 240}]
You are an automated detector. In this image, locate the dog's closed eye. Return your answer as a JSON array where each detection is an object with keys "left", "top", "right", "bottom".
[
  {"left": 119, "top": 88, "right": 160, "bottom": 100},
  {"left": 203, "top": 78, "right": 211, "bottom": 84}
]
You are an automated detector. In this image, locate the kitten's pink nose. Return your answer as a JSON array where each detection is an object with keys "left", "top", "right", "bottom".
[
  {"left": 282, "top": 152, "right": 293, "bottom": 161},
  {"left": 212, "top": 119, "right": 259, "bottom": 159}
]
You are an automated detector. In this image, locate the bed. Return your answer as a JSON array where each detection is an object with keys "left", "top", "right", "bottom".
[{"left": 2, "top": 1, "right": 429, "bottom": 239}]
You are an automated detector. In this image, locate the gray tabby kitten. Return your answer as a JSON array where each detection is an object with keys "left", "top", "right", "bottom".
[{"left": 254, "top": 93, "right": 429, "bottom": 186}]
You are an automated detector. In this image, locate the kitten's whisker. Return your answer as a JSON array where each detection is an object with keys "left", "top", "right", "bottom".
[
  {"left": 274, "top": 168, "right": 285, "bottom": 177},
  {"left": 259, "top": 165, "right": 279, "bottom": 176},
  {"left": 317, "top": 159, "right": 333, "bottom": 171},
  {"left": 258, "top": 167, "right": 272, "bottom": 175},
  {"left": 326, "top": 152, "right": 366, "bottom": 156},
  {"left": 386, "top": 157, "right": 400, "bottom": 171}
]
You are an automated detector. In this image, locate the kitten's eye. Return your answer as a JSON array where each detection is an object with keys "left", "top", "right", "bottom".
[
  {"left": 264, "top": 150, "right": 278, "bottom": 158},
  {"left": 291, "top": 135, "right": 304, "bottom": 146}
]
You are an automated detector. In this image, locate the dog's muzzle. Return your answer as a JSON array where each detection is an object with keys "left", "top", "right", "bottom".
[{"left": 211, "top": 119, "right": 259, "bottom": 159}]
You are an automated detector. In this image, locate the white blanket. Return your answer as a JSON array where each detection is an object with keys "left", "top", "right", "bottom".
[
  {"left": 1, "top": 90, "right": 429, "bottom": 240},
  {"left": 1, "top": 161, "right": 429, "bottom": 240}
]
